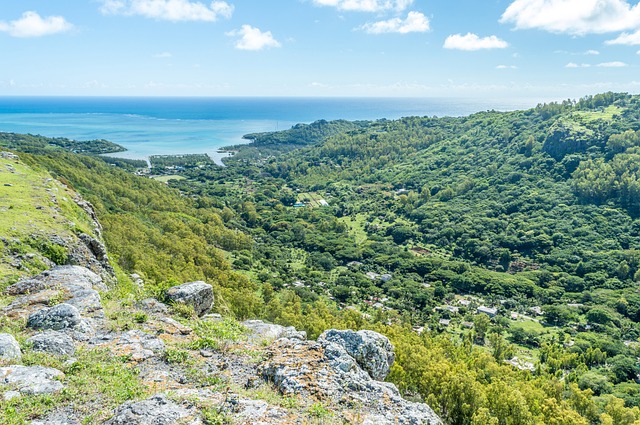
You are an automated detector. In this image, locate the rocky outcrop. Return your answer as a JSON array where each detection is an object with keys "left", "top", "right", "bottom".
[
  {"left": 2, "top": 263, "right": 441, "bottom": 424},
  {"left": 260, "top": 335, "right": 441, "bottom": 425},
  {"left": 318, "top": 329, "right": 395, "bottom": 380},
  {"left": 6, "top": 265, "right": 106, "bottom": 296},
  {"left": 103, "top": 394, "right": 201, "bottom": 425},
  {"left": 166, "top": 281, "right": 213, "bottom": 316},
  {"left": 4, "top": 266, "right": 105, "bottom": 329},
  {"left": 27, "top": 331, "right": 76, "bottom": 356},
  {"left": 0, "top": 333, "right": 21, "bottom": 361},
  {"left": 1, "top": 365, "right": 65, "bottom": 397}
]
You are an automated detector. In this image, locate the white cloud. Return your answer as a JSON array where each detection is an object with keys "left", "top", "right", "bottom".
[
  {"left": 566, "top": 62, "right": 591, "bottom": 68},
  {"left": 360, "top": 11, "right": 429, "bottom": 34},
  {"left": 597, "top": 61, "right": 628, "bottom": 67},
  {"left": 153, "top": 51, "right": 172, "bottom": 58},
  {"left": 496, "top": 64, "right": 517, "bottom": 69},
  {"left": 585, "top": 49, "right": 600, "bottom": 55},
  {"left": 500, "top": 0, "right": 640, "bottom": 35},
  {"left": 227, "top": 25, "right": 281, "bottom": 51},
  {"left": 99, "top": 0, "right": 233, "bottom": 22},
  {"left": 443, "top": 33, "right": 508, "bottom": 51},
  {"left": 312, "top": 0, "right": 413, "bottom": 12},
  {"left": 606, "top": 30, "right": 640, "bottom": 45},
  {"left": 0, "top": 11, "right": 73, "bottom": 38}
]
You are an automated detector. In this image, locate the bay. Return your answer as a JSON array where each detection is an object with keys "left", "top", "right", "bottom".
[{"left": 0, "top": 97, "right": 539, "bottom": 164}]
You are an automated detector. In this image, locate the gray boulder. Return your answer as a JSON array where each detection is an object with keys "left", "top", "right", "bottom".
[
  {"left": 27, "top": 304, "right": 82, "bottom": 331},
  {"left": 30, "top": 412, "right": 81, "bottom": 425},
  {"left": 0, "top": 334, "right": 21, "bottom": 361},
  {"left": 318, "top": 329, "right": 395, "bottom": 380},
  {"left": 0, "top": 365, "right": 64, "bottom": 396},
  {"left": 166, "top": 281, "right": 213, "bottom": 316},
  {"left": 242, "top": 320, "right": 306, "bottom": 342},
  {"left": 138, "top": 298, "right": 169, "bottom": 315},
  {"left": 27, "top": 331, "right": 76, "bottom": 356},
  {"left": 103, "top": 394, "right": 201, "bottom": 425},
  {"left": 6, "top": 265, "right": 105, "bottom": 296}
]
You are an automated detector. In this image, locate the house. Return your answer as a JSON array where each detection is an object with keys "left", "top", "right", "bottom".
[
  {"left": 529, "top": 306, "right": 543, "bottom": 316},
  {"left": 318, "top": 199, "right": 329, "bottom": 206},
  {"left": 458, "top": 299, "right": 471, "bottom": 307},
  {"left": 379, "top": 273, "right": 392, "bottom": 282},
  {"left": 439, "top": 319, "right": 451, "bottom": 326},
  {"left": 510, "top": 312, "right": 519, "bottom": 320},
  {"left": 446, "top": 305, "right": 460, "bottom": 314},
  {"left": 365, "top": 272, "right": 380, "bottom": 280},
  {"left": 462, "top": 321, "right": 474, "bottom": 328},
  {"left": 477, "top": 306, "right": 498, "bottom": 317},
  {"left": 293, "top": 202, "right": 306, "bottom": 208}
]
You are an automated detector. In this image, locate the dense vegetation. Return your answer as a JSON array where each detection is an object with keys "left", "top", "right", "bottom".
[{"left": 3, "top": 91, "right": 640, "bottom": 424}]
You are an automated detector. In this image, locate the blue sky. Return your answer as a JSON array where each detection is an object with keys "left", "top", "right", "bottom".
[{"left": 1, "top": 0, "right": 640, "bottom": 99}]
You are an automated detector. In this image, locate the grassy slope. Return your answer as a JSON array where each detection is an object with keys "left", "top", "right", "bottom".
[{"left": 0, "top": 153, "right": 96, "bottom": 286}]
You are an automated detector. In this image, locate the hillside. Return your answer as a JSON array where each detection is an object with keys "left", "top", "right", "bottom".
[
  {"left": 2, "top": 92, "right": 640, "bottom": 424},
  {"left": 0, "top": 152, "right": 441, "bottom": 424}
]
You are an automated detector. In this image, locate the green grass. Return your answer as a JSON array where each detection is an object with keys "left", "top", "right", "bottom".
[
  {"left": 338, "top": 213, "right": 369, "bottom": 245},
  {"left": 152, "top": 175, "right": 186, "bottom": 183},
  {"left": 0, "top": 156, "right": 98, "bottom": 284},
  {"left": 510, "top": 319, "right": 545, "bottom": 333},
  {"left": 573, "top": 105, "right": 622, "bottom": 122},
  {"left": 0, "top": 348, "right": 147, "bottom": 425}
]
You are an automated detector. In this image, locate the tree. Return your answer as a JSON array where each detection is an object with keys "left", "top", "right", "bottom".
[{"left": 474, "top": 314, "right": 491, "bottom": 344}]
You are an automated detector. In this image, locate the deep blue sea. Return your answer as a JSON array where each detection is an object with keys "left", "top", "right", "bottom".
[{"left": 0, "top": 97, "right": 538, "bottom": 164}]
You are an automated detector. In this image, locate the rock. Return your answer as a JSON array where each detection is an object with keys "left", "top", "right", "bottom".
[
  {"left": 166, "top": 281, "right": 213, "bottom": 316},
  {"left": 159, "top": 317, "right": 192, "bottom": 335},
  {"left": 6, "top": 266, "right": 106, "bottom": 296},
  {"left": 27, "top": 304, "right": 82, "bottom": 331},
  {"left": 0, "top": 365, "right": 65, "bottom": 396},
  {"left": 242, "top": 320, "right": 306, "bottom": 342},
  {"left": 0, "top": 333, "right": 21, "bottom": 361},
  {"left": 92, "top": 330, "right": 165, "bottom": 362},
  {"left": 64, "top": 288, "right": 103, "bottom": 316},
  {"left": 318, "top": 329, "right": 394, "bottom": 380},
  {"left": 104, "top": 394, "right": 202, "bottom": 425},
  {"left": 138, "top": 298, "right": 170, "bottom": 315},
  {"left": 27, "top": 331, "right": 76, "bottom": 356},
  {"left": 4, "top": 390, "right": 20, "bottom": 400},
  {"left": 30, "top": 412, "right": 81, "bottom": 425},
  {"left": 261, "top": 337, "right": 441, "bottom": 425}
]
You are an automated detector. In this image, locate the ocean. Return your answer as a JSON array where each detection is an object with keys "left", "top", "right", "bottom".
[{"left": 0, "top": 97, "right": 538, "bottom": 164}]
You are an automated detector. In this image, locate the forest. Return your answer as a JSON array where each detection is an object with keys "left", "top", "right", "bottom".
[{"left": 2, "top": 91, "right": 640, "bottom": 424}]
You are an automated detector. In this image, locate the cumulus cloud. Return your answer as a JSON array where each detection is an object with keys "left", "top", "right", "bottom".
[
  {"left": 0, "top": 11, "right": 73, "bottom": 38},
  {"left": 597, "top": 61, "right": 628, "bottom": 67},
  {"left": 566, "top": 62, "right": 591, "bottom": 68},
  {"left": 227, "top": 25, "right": 281, "bottom": 51},
  {"left": 496, "top": 64, "right": 517, "bottom": 69},
  {"left": 443, "top": 33, "right": 508, "bottom": 51},
  {"left": 312, "top": 0, "right": 413, "bottom": 12},
  {"left": 500, "top": 0, "right": 640, "bottom": 35},
  {"left": 360, "top": 11, "right": 429, "bottom": 34},
  {"left": 99, "top": 0, "right": 233, "bottom": 22},
  {"left": 606, "top": 30, "right": 640, "bottom": 45},
  {"left": 153, "top": 51, "right": 172, "bottom": 58},
  {"left": 585, "top": 49, "right": 600, "bottom": 55}
]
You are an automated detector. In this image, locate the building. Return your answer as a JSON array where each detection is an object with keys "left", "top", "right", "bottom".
[{"left": 477, "top": 306, "right": 498, "bottom": 317}]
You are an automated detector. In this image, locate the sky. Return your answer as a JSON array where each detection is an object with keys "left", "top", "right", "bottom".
[{"left": 1, "top": 0, "right": 640, "bottom": 99}]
